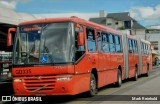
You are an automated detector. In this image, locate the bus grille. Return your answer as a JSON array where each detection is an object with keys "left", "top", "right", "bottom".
[{"left": 23, "top": 75, "right": 56, "bottom": 92}]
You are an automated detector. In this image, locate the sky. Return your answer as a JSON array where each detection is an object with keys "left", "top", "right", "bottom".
[{"left": 0, "top": 0, "right": 160, "bottom": 26}]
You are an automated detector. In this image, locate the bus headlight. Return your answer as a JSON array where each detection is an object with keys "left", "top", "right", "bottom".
[
  {"left": 13, "top": 79, "right": 22, "bottom": 82},
  {"left": 57, "top": 76, "right": 72, "bottom": 81}
]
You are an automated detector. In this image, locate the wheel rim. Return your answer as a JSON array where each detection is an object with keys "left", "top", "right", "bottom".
[
  {"left": 91, "top": 79, "right": 96, "bottom": 92},
  {"left": 135, "top": 71, "right": 138, "bottom": 79},
  {"left": 119, "top": 73, "right": 122, "bottom": 84},
  {"left": 147, "top": 66, "right": 149, "bottom": 74}
]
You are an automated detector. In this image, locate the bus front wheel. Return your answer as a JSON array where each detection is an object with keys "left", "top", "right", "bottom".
[{"left": 88, "top": 73, "right": 97, "bottom": 96}]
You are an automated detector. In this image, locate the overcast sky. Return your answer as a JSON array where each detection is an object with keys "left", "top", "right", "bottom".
[{"left": 0, "top": 0, "right": 160, "bottom": 26}]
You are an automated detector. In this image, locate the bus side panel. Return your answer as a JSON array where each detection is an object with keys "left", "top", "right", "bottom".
[
  {"left": 134, "top": 54, "right": 139, "bottom": 73},
  {"left": 97, "top": 49, "right": 111, "bottom": 87},
  {"left": 149, "top": 46, "right": 153, "bottom": 72},
  {"left": 149, "top": 55, "right": 153, "bottom": 72},
  {"left": 142, "top": 55, "right": 147, "bottom": 74},
  {"left": 148, "top": 45, "right": 153, "bottom": 72}
]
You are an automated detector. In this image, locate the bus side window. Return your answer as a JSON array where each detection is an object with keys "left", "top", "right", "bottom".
[
  {"left": 141, "top": 42, "right": 144, "bottom": 54},
  {"left": 143, "top": 43, "right": 146, "bottom": 54},
  {"left": 128, "top": 39, "right": 133, "bottom": 53},
  {"left": 87, "top": 28, "right": 96, "bottom": 52},
  {"left": 97, "top": 32, "right": 102, "bottom": 52},
  {"left": 148, "top": 45, "right": 151, "bottom": 54},
  {"left": 134, "top": 40, "right": 138, "bottom": 53},
  {"left": 146, "top": 44, "right": 148, "bottom": 54},
  {"left": 132, "top": 40, "right": 136, "bottom": 53},
  {"left": 102, "top": 32, "right": 109, "bottom": 52},
  {"left": 115, "top": 35, "right": 121, "bottom": 53},
  {"left": 109, "top": 33, "right": 115, "bottom": 53}
]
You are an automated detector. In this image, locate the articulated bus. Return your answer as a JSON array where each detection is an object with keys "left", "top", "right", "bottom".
[{"left": 7, "top": 16, "right": 152, "bottom": 96}]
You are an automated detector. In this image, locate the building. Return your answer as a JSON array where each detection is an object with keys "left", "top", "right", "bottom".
[
  {"left": 89, "top": 10, "right": 159, "bottom": 63},
  {"left": 89, "top": 10, "right": 146, "bottom": 37},
  {"left": 146, "top": 26, "right": 160, "bottom": 59},
  {"left": 0, "top": 7, "right": 43, "bottom": 51}
]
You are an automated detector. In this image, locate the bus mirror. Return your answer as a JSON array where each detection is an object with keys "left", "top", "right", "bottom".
[
  {"left": 78, "top": 32, "right": 84, "bottom": 46},
  {"left": 7, "top": 28, "right": 16, "bottom": 46}
]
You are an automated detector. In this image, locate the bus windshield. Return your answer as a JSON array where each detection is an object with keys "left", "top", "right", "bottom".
[{"left": 13, "top": 22, "right": 75, "bottom": 65}]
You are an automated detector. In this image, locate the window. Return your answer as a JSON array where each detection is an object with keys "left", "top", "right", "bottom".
[
  {"left": 115, "top": 35, "right": 122, "bottom": 53},
  {"left": 143, "top": 43, "right": 148, "bottom": 55},
  {"left": 107, "top": 23, "right": 112, "bottom": 26},
  {"left": 97, "top": 32, "right": 102, "bottom": 52},
  {"left": 102, "top": 32, "right": 109, "bottom": 52},
  {"left": 124, "top": 21, "right": 131, "bottom": 29},
  {"left": 146, "top": 44, "right": 148, "bottom": 54},
  {"left": 143, "top": 43, "right": 146, "bottom": 54},
  {"left": 128, "top": 39, "right": 133, "bottom": 53},
  {"left": 132, "top": 40, "right": 138, "bottom": 54},
  {"left": 134, "top": 40, "right": 138, "bottom": 53},
  {"left": 109, "top": 33, "right": 115, "bottom": 52},
  {"left": 141, "top": 42, "right": 145, "bottom": 54},
  {"left": 115, "top": 22, "right": 118, "bottom": 25},
  {"left": 87, "top": 28, "right": 96, "bottom": 52},
  {"left": 132, "top": 40, "right": 135, "bottom": 53},
  {"left": 128, "top": 39, "right": 138, "bottom": 54},
  {"left": 75, "top": 26, "right": 85, "bottom": 61}
]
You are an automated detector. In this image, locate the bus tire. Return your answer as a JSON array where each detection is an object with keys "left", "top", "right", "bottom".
[
  {"left": 88, "top": 73, "right": 97, "bottom": 96},
  {"left": 116, "top": 69, "right": 122, "bottom": 87},
  {"left": 133, "top": 67, "right": 138, "bottom": 81},
  {"left": 146, "top": 65, "right": 149, "bottom": 77}
]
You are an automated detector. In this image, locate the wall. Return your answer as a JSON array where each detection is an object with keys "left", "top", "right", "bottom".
[
  {"left": 146, "top": 32, "right": 160, "bottom": 59},
  {"left": 106, "top": 18, "right": 115, "bottom": 29},
  {"left": 132, "top": 29, "right": 146, "bottom": 39}
]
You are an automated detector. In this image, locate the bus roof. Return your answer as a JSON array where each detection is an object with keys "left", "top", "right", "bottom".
[
  {"left": 127, "top": 34, "right": 138, "bottom": 40},
  {"left": 141, "top": 39, "right": 151, "bottom": 44},
  {"left": 19, "top": 16, "right": 121, "bottom": 35}
]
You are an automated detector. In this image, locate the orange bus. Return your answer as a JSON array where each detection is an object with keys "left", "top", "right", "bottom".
[
  {"left": 123, "top": 34, "right": 152, "bottom": 81},
  {"left": 7, "top": 16, "right": 152, "bottom": 96}
]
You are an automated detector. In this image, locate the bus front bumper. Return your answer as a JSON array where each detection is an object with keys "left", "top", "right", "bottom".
[{"left": 13, "top": 74, "right": 89, "bottom": 96}]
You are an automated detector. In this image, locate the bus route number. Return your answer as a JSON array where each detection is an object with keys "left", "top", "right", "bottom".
[{"left": 15, "top": 69, "right": 31, "bottom": 74}]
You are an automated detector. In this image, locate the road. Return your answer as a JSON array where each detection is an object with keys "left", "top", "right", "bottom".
[{"left": 0, "top": 66, "right": 160, "bottom": 104}]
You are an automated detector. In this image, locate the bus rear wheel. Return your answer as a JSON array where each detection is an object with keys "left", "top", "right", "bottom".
[
  {"left": 88, "top": 73, "right": 97, "bottom": 96},
  {"left": 116, "top": 69, "right": 122, "bottom": 87},
  {"left": 133, "top": 67, "right": 138, "bottom": 81},
  {"left": 146, "top": 65, "right": 149, "bottom": 77}
]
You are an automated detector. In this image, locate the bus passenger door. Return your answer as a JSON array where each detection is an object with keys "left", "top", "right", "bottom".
[
  {"left": 128, "top": 39, "right": 134, "bottom": 78},
  {"left": 101, "top": 32, "right": 110, "bottom": 71},
  {"left": 97, "top": 31, "right": 104, "bottom": 71},
  {"left": 108, "top": 33, "right": 117, "bottom": 83},
  {"left": 97, "top": 31, "right": 106, "bottom": 87},
  {"left": 101, "top": 32, "right": 111, "bottom": 85}
]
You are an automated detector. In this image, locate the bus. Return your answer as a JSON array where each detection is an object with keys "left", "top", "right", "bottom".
[{"left": 7, "top": 16, "right": 152, "bottom": 96}]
